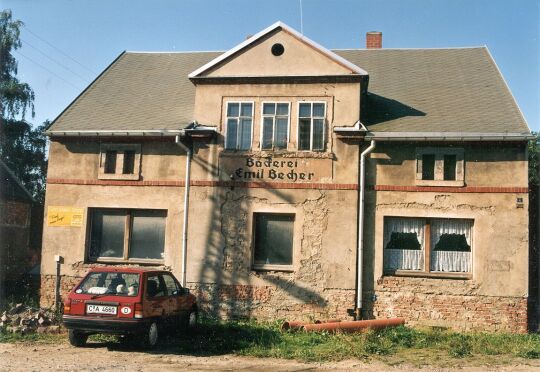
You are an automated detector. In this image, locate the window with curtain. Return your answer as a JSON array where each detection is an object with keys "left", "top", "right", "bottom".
[
  {"left": 383, "top": 217, "right": 473, "bottom": 276},
  {"left": 383, "top": 217, "right": 425, "bottom": 271},
  {"left": 430, "top": 219, "right": 472, "bottom": 273},
  {"left": 226, "top": 102, "right": 253, "bottom": 150}
]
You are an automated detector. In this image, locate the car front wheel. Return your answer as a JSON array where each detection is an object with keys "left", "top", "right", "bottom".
[
  {"left": 68, "top": 329, "right": 88, "bottom": 347},
  {"left": 139, "top": 321, "right": 159, "bottom": 349}
]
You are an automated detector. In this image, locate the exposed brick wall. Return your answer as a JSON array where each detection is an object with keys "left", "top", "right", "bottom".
[
  {"left": 40, "top": 273, "right": 528, "bottom": 332},
  {"left": 190, "top": 283, "right": 355, "bottom": 321},
  {"left": 40, "top": 274, "right": 81, "bottom": 308},
  {"left": 364, "top": 277, "right": 528, "bottom": 333}
]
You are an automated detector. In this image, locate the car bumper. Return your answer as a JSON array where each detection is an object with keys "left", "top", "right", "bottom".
[{"left": 62, "top": 315, "right": 151, "bottom": 334}]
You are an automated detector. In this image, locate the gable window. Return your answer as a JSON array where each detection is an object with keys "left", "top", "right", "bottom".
[
  {"left": 416, "top": 147, "right": 464, "bottom": 186},
  {"left": 298, "top": 102, "right": 325, "bottom": 151},
  {"left": 253, "top": 213, "right": 294, "bottom": 271},
  {"left": 383, "top": 217, "right": 472, "bottom": 278},
  {"left": 99, "top": 144, "right": 141, "bottom": 180},
  {"left": 261, "top": 102, "right": 290, "bottom": 150},
  {"left": 88, "top": 208, "right": 166, "bottom": 263},
  {"left": 225, "top": 102, "right": 253, "bottom": 150}
]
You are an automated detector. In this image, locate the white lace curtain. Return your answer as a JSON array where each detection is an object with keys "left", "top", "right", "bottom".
[
  {"left": 430, "top": 219, "right": 472, "bottom": 273},
  {"left": 383, "top": 217, "right": 425, "bottom": 271}
]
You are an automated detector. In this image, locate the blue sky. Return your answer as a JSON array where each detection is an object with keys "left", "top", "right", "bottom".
[{"left": 4, "top": 0, "right": 540, "bottom": 131}]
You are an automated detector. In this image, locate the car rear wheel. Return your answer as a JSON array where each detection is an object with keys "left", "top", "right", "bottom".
[
  {"left": 68, "top": 329, "right": 88, "bottom": 347},
  {"left": 139, "top": 321, "right": 159, "bottom": 349}
]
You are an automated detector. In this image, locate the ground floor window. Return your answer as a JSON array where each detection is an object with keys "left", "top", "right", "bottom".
[
  {"left": 383, "top": 216, "right": 472, "bottom": 276},
  {"left": 88, "top": 208, "right": 166, "bottom": 262},
  {"left": 253, "top": 213, "right": 294, "bottom": 270}
]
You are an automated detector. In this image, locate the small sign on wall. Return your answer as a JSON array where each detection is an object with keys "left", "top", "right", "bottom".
[{"left": 47, "top": 206, "right": 84, "bottom": 227}]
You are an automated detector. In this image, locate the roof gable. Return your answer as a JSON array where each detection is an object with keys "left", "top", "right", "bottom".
[{"left": 189, "top": 21, "right": 367, "bottom": 78}]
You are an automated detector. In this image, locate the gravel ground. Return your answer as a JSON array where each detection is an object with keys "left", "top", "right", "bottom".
[{"left": 0, "top": 340, "right": 539, "bottom": 372}]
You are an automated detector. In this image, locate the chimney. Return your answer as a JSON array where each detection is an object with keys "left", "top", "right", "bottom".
[{"left": 366, "top": 31, "right": 382, "bottom": 49}]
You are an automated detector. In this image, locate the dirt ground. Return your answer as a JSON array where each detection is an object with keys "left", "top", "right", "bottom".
[{"left": 0, "top": 340, "right": 539, "bottom": 372}]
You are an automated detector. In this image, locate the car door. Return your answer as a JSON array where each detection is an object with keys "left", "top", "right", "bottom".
[
  {"left": 162, "top": 273, "right": 190, "bottom": 326},
  {"left": 144, "top": 274, "right": 168, "bottom": 320}
]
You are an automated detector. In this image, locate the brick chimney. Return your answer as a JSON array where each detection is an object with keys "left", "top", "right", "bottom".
[{"left": 366, "top": 31, "right": 382, "bottom": 49}]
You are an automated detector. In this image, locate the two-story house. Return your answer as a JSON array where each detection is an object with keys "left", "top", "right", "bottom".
[{"left": 41, "top": 22, "right": 535, "bottom": 332}]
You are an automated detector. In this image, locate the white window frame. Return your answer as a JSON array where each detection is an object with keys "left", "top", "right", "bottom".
[
  {"left": 296, "top": 101, "right": 326, "bottom": 152},
  {"left": 224, "top": 101, "right": 254, "bottom": 151},
  {"left": 259, "top": 102, "right": 291, "bottom": 151}
]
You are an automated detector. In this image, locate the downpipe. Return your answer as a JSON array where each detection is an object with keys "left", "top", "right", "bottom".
[
  {"left": 175, "top": 135, "right": 192, "bottom": 287},
  {"left": 356, "top": 140, "right": 376, "bottom": 320}
]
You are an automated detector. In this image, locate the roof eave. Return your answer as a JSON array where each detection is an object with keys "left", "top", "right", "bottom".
[{"left": 363, "top": 131, "right": 535, "bottom": 142}]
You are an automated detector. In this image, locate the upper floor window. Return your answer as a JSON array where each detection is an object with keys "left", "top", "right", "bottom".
[
  {"left": 261, "top": 103, "right": 289, "bottom": 150},
  {"left": 298, "top": 102, "right": 326, "bottom": 151},
  {"left": 416, "top": 147, "right": 464, "bottom": 186},
  {"left": 99, "top": 144, "right": 141, "bottom": 181},
  {"left": 225, "top": 102, "right": 253, "bottom": 150}
]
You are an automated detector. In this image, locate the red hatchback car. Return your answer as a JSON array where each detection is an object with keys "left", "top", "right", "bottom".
[{"left": 62, "top": 268, "right": 198, "bottom": 348}]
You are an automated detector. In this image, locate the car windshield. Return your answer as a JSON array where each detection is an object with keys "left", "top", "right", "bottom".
[{"left": 76, "top": 272, "right": 140, "bottom": 296}]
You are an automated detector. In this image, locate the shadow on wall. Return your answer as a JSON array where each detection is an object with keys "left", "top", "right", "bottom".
[
  {"left": 362, "top": 93, "right": 426, "bottom": 126},
  {"left": 190, "top": 144, "right": 327, "bottom": 319}
]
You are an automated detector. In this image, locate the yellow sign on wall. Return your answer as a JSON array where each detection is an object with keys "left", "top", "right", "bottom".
[{"left": 47, "top": 206, "right": 84, "bottom": 227}]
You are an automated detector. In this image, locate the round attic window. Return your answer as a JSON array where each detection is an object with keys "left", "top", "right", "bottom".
[{"left": 271, "top": 43, "right": 284, "bottom": 56}]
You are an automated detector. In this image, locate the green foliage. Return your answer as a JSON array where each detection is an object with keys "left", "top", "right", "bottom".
[
  {"left": 529, "top": 131, "right": 540, "bottom": 186},
  {"left": 0, "top": 10, "right": 47, "bottom": 203},
  {"left": 0, "top": 9, "right": 34, "bottom": 120},
  {"left": 2, "top": 319, "right": 539, "bottom": 365},
  {"left": 0, "top": 119, "right": 48, "bottom": 202}
]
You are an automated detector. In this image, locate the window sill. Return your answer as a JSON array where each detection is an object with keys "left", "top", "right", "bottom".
[
  {"left": 98, "top": 173, "right": 140, "bottom": 181},
  {"left": 220, "top": 150, "right": 335, "bottom": 159},
  {"left": 384, "top": 270, "right": 472, "bottom": 280},
  {"left": 415, "top": 180, "right": 464, "bottom": 187},
  {"left": 252, "top": 264, "right": 294, "bottom": 272},
  {"left": 89, "top": 258, "right": 164, "bottom": 266}
]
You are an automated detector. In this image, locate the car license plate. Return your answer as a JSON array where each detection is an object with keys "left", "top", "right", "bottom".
[{"left": 86, "top": 304, "right": 117, "bottom": 315}]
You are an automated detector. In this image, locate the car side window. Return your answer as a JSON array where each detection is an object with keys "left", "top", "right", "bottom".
[
  {"left": 162, "top": 274, "right": 180, "bottom": 295},
  {"left": 146, "top": 275, "right": 166, "bottom": 298}
]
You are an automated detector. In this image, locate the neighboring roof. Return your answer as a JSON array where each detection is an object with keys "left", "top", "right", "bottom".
[
  {"left": 335, "top": 47, "right": 530, "bottom": 133},
  {"left": 48, "top": 51, "right": 221, "bottom": 133},
  {"left": 188, "top": 21, "right": 368, "bottom": 78},
  {"left": 47, "top": 46, "right": 530, "bottom": 136},
  {"left": 0, "top": 159, "right": 34, "bottom": 203}
]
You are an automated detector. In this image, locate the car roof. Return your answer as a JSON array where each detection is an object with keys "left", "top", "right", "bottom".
[{"left": 86, "top": 267, "right": 170, "bottom": 274}]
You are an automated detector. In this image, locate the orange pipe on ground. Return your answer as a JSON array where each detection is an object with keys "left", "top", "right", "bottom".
[
  {"left": 281, "top": 321, "right": 306, "bottom": 331},
  {"left": 302, "top": 318, "right": 405, "bottom": 333},
  {"left": 314, "top": 319, "right": 341, "bottom": 324}
]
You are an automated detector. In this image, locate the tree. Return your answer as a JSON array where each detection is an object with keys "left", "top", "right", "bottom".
[{"left": 0, "top": 10, "right": 47, "bottom": 203}]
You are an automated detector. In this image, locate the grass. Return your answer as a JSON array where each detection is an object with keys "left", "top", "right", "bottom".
[{"left": 1, "top": 318, "right": 539, "bottom": 367}]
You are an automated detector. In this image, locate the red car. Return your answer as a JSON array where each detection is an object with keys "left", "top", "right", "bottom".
[{"left": 62, "top": 267, "right": 198, "bottom": 348}]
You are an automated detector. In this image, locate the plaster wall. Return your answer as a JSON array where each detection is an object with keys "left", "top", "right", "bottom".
[
  {"left": 203, "top": 29, "right": 353, "bottom": 77},
  {"left": 369, "top": 143, "right": 528, "bottom": 187}
]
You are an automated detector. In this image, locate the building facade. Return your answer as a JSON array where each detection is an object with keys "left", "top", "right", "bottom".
[{"left": 41, "top": 22, "right": 535, "bottom": 332}]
